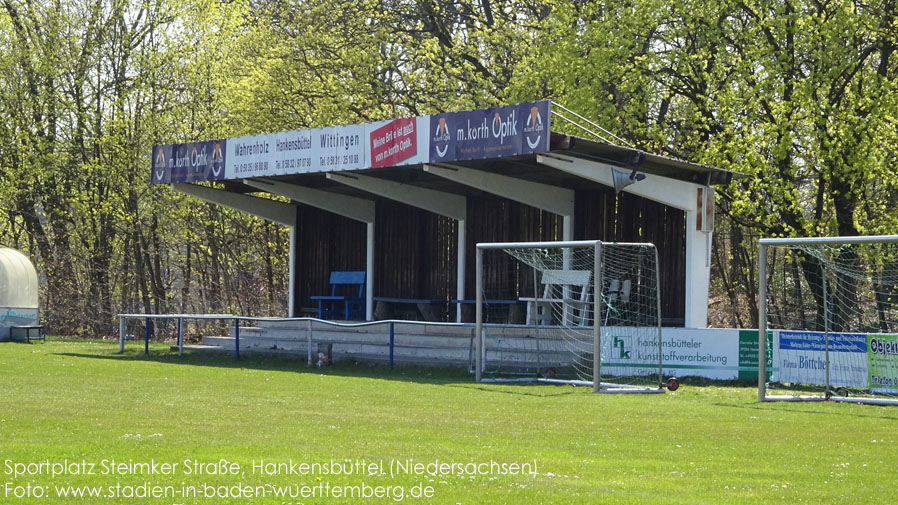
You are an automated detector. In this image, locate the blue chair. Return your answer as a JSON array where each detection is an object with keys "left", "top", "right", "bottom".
[{"left": 310, "top": 271, "right": 366, "bottom": 320}]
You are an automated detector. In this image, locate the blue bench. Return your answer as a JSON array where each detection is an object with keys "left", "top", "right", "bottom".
[
  {"left": 310, "top": 271, "right": 366, "bottom": 320},
  {"left": 450, "top": 299, "right": 520, "bottom": 305},
  {"left": 373, "top": 297, "right": 445, "bottom": 321}
]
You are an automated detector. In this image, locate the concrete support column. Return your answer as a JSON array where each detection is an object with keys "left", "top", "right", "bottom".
[
  {"left": 366, "top": 222, "right": 375, "bottom": 321},
  {"left": 684, "top": 211, "right": 711, "bottom": 328},
  {"left": 457, "top": 219, "right": 466, "bottom": 322},
  {"left": 288, "top": 226, "right": 296, "bottom": 317}
]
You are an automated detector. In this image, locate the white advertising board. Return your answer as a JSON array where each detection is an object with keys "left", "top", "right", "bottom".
[{"left": 602, "top": 328, "right": 747, "bottom": 380}]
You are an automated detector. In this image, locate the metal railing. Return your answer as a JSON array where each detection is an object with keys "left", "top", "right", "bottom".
[{"left": 117, "top": 313, "right": 471, "bottom": 369}]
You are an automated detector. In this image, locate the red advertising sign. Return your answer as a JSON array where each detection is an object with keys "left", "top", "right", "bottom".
[{"left": 370, "top": 117, "right": 417, "bottom": 168}]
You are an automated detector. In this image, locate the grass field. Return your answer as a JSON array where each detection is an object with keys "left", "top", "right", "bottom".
[{"left": 1, "top": 338, "right": 897, "bottom": 504}]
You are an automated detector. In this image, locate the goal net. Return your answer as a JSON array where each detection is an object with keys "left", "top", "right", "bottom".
[
  {"left": 759, "top": 235, "right": 898, "bottom": 405},
  {"left": 474, "top": 240, "right": 666, "bottom": 393}
]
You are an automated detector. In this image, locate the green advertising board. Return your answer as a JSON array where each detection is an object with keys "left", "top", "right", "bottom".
[
  {"left": 738, "top": 330, "right": 772, "bottom": 381},
  {"left": 868, "top": 334, "right": 898, "bottom": 394}
]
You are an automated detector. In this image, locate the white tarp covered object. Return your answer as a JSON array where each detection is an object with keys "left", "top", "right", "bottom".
[{"left": 0, "top": 248, "right": 39, "bottom": 341}]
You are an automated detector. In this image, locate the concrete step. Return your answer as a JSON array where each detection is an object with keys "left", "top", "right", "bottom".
[
  {"left": 250, "top": 319, "right": 568, "bottom": 338},
  {"left": 238, "top": 325, "right": 567, "bottom": 344},
  {"left": 207, "top": 333, "right": 568, "bottom": 355},
  {"left": 253, "top": 319, "right": 472, "bottom": 333},
  {"left": 224, "top": 329, "right": 473, "bottom": 347},
  {"left": 191, "top": 342, "right": 467, "bottom": 362},
  {"left": 180, "top": 342, "right": 561, "bottom": 371},
  {"left": 227, "top": 326, "right": 264, "bottom": 338},
  {"left": 192, "top": 321, "right": 579, "bottom": 371},
  {"left": 209, "top": 334, "right": 466, "bottom": 351},
  {"left": 181, "top": 343, "right": 472, "bottom": 368}
]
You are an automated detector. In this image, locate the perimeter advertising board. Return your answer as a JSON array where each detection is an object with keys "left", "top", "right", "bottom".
[
  {"left": 599, "top": 328, "right": 753, "bottom": 380},
  {"left": 599, "top": 328, "right": 898, "bottom": 384},
  {"left": 150, "top": 101, "right": 551, "bottom": 184},
  {"left": 0, "top": 308, "right": 39, "bottom": 342},
  {"left": 770, "top": 330, "right": 868, "bottom": 387},
  {"left": 868, "top": 334, "right": 898, "bottom": 394}
]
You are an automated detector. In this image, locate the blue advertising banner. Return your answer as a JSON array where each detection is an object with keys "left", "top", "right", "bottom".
[
  {"left": 774, "top": 330, "right": 869, "bottom": 387},
  {"left": 152, "top": 140, "right": 227, "bottom": 184},
  {"left": 777, "top": 331, "right": 867, "bottom": 353},
  {"left": 428, "top": 101, "right": 550, "bottom": 163}
]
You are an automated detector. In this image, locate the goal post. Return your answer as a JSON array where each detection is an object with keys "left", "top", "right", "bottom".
[
  {"left": 475, "top": 240, "right": 671, "bottom": 393},
  {"left": 758, "top": 235, "right": 898, "bottom": 405}
]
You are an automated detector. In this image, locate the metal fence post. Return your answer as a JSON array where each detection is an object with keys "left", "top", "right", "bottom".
[
  {"left": 389, "top": 321, "right": 395, "bottom": 369},
  {"left": 119, "top": 317, "right": 125, "bottom": 353},
  {"left": 177, "top": 317, "right": 183, "bottom": 356},
  {"left": 234, "top": 317, "right": 240, "bottom": 360}
]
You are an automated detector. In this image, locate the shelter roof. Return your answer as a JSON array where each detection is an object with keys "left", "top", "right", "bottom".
[
  {"left": 216, "top": 131, "right": 745, "bottom": 200},
  {"left": 152, "top": 100, "right": 747, "bottom": 199}
]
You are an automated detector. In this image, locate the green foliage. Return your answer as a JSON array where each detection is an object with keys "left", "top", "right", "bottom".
[
  {"left": 515, "top": 0, "right": 897, "bottom": 238},
  {"left": 0, "top": 0, "right": 289, "bottom": 335},
  {"left": 0, "top": 0, "right": 895, "bottom": 334},
  {"left": 508, "top": 0, "right": 895, "bottom": 327}
]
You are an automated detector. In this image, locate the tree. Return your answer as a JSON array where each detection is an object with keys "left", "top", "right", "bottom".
[{"left": 510, "top": 0, "right": 898, "bottom": 328}]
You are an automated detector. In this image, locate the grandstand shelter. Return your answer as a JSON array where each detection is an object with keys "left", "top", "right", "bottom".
[{"left": 152, "top": 101, "right": 746, "bottom": 328}]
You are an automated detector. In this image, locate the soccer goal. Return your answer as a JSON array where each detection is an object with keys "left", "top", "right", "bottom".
[
  {"left": 759, "top": 235, "right": 898, "bottom": 405},
  {"left": 474, "top": 240, "right": 675, "bottom": 393}
]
